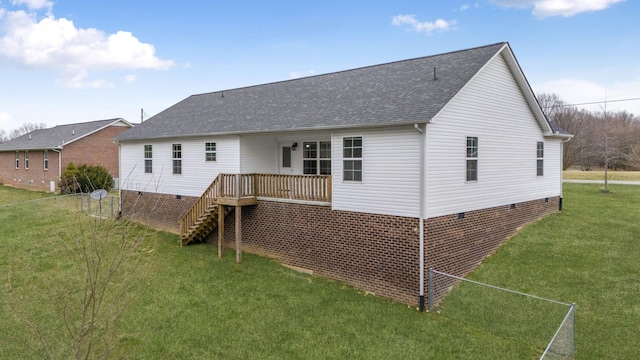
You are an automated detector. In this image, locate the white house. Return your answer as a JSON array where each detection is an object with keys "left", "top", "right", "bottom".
[{"left": 114, "top": 43, "right": 570, "bottom": 308}]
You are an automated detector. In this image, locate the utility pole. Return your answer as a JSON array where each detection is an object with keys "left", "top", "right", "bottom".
[{"left": 602, "top": 97, "right": 610, "bottom": 193}]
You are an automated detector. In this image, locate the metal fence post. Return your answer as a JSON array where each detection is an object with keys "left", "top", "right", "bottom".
[{"left": 428, "top": 267, "right": 434, "bottom": 311}]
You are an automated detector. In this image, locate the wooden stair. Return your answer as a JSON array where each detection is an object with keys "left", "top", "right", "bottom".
[{"left": 180, "top": 204, "right": 232, "bottom": 246}]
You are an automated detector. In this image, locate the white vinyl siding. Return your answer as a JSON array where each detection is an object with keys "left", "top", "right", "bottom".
[
  {"left": 425, "top": 52, "right": 561, "bottom": 218},
  {"left": 119, "top": 136, "right": 240, "bottom": 197},
  {"left": 240, "top": 135, "right": 278, "bottom": 173},
  {"left": 332, "top": 126, "right": 421, "bottom": 218}
]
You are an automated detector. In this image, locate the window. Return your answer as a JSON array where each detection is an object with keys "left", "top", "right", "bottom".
[
  {"left": 303, "top": 142, "right": 317, "bottom": 174},
  {"left": 43, "top": 150, "right": 48, "bottom": 170},
  {"left": 319, "top": 141, "right": 331, "bottom": 175},
  {"left": 172, "top": 144, "right": 182, "bottom": 175},
  {"left": 302, "top": 141, "right": 331, "bottom": 175},
  {"left": 343, "top": 136, "right": 362, "bottom": 181},
  {"left": 205, "top": 142, "right": 216, "bottom": 162},
  {"left": 15, "top": 152, "right": 19, "bottom": 169},
  {"left": 537, "top": 142, "right": 544, "bottom": 176},
  {"left": 282, "top": 147, "right": 292, "bottom": 168},
  {"left": 466, "top": 136, "right": 478, "bottom": 182},
  {"left": 144, "top": 145, "right": 152, "bottom": 173},
  {"left": 24, "top": 151, "right": 29, "bottom": 169}
]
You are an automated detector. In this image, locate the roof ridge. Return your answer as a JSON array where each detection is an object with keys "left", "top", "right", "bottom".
[
  {"left": 50, "top": 117, "right": 124, "bottom": 128},
  {"left": 190, "top": 42, "right": 507, "bottom": 98}
]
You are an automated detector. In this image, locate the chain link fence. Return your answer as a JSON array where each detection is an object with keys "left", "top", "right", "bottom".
[
  {"left": 1, "top": 193, "right": 119, "bottom": 219},
  {"left": 428, "top": 268, "right": 575, "bottom": 360},
  {"left": 77, "top": 193, "right": 119, "bottom": 218}
]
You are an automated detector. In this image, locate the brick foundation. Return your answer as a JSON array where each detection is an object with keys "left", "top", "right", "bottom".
[
  {"left": 120, "top": 190, "right": 197, "bottom": 234},
  {"left": 120, "top": 192, "right": 559, "bottom": 306}
]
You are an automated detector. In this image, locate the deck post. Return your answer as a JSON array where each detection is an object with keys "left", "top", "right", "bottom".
[
  {"left": 217, "top": 204, "right": 224, "bottom": 258},
  {"left": 235, "top": 205, "right": 242, "bottom": 263}
]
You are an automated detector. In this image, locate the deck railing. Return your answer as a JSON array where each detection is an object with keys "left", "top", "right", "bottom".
[
  {"left": 180, "top": 174, "right": 331, "bottom": 238},
  {"left": 254, "top": 174, "right": 331, "bottom": 202}
]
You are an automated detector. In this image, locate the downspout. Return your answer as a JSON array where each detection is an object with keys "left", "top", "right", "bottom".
[
  {"left": 414, "top": 123, "right": 426, "bottom": 311},
  {"left": 52, "top": 146, "right": 62, "bottom": 192},
  {"left": 117, "top": 141, "right": 122, "bottom": 218},
  {"left": 559, "top": 136, "right": 572, "bottom": 211}
]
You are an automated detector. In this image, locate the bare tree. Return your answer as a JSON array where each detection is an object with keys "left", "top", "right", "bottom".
[
  {"left": 10, "top": 122, "right": 48, "bottom": 139},
  {"left": 4, "top": 194, "right": 155, "bottom": 359},
  {"left": 538, "top": 93, "right": 640, "bottom": 172},
  {"left": 0, "top": 129, "right": 8, "bottom": 143},
  {"left": 538, "top": 93, "right": 596, "bottom": 170}
]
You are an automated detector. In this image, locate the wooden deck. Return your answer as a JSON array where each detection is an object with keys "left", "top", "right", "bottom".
[{"left": 179, "top": 173, "right": 331, "bottom": 249}]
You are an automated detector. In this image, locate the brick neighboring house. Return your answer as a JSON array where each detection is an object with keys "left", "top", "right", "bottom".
[
  {"left": 114, "top": 43, "right": 571, "bottom": 307},
  {"left": 0, "top": 118, "right": 133, "bottom": 192}
]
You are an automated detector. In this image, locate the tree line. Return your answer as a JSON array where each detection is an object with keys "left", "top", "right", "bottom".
[
  {"left": 538, "top": 93, "right": 640, "bottom": 171},
  {"left": 0, "top": 122, "right": 47, "bottom": 143}
]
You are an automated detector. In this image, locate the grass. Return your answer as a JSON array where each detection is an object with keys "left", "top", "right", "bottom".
[
  {"left": 0, "top": 185, "right": 55, "bottom": 205},
  {"left": 1, "top": 184, "right": 639, "bottom": 359},
  {"left": 563, "top": 170, "right": 640, "bottom": 181}
]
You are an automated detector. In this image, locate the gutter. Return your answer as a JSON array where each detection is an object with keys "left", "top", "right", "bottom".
[{"left": 414, "top": 123, "right": 426, "bottom": 311}]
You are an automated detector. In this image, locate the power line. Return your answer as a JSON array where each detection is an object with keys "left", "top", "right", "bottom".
[{"left": 559, "top": 97, "right": 640, "bottom": 107}]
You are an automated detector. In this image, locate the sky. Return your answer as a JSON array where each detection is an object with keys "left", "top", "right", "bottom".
[{"left": 1, "top": 0, "right": 638, "bottom": 133}]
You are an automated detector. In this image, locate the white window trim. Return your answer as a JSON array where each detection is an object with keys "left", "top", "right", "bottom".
[
  {"left": 172, "top": 144, "right": 182, "bottom": 175},
  {"left": 466, "top": 136, "right": 478, "bottom": 183},
  {"left": 536, "top": 141, "right": 544, "bottom": 177},
  {"left": 205, "top": 142, "right": 217, "bottom": 162},
  {"left": 144, "top": 145, "right": 153, "bottom": 174},
  {"left": 342, "top": 135, "right": 363, "bottom": 182}
]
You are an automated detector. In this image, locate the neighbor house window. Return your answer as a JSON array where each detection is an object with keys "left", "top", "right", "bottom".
[
  {"left": 24, "top": 151, "right": 29, "bottom": 169},
  {"left": 205, "top": 142, "right": 216, "bottom": 162},
  {"left": 15, "top": 152, "right": 19, "bottom": 169},
  {"left": 144, "top": 145, "right": 152, "bottom": 173},
  {"left": 43, "top": 150, "right": 48, "bottom": 170},
  {"left": 343, "top": 136, "right": 362, "bottom": 181},
  {"left": 172, "top": 144, "right": 182, "bottom": 175},
  {"left": 537, "top": 142, "right": 544, "bottom": 176},
  {"left": 466, "top": 136, "right": 478, "bottom": 182}
]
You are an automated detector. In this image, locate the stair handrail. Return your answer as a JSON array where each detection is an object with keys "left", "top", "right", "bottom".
[{"left": 180, "top": 174, "right": 221, "bottom": 237}]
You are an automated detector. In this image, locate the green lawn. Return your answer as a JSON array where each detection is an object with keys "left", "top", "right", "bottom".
[
  {"left": 1, "top": 184, "right": 638, "bottom": 359},
  {"left": 563, "top": 170, "right": 640, "bottom": 181}
]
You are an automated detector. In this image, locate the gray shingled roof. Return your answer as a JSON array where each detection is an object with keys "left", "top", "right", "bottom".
[
  {"left": 0, "top": 118, "right": 129, "bottom": 151},
  {"left": 115, "top": 43, "right": 507, "bottom": 141}
]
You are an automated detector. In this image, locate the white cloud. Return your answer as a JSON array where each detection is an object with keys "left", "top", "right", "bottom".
[
  {"left": 535, "top": 77, "right": 640, "bottom": 115},
  {"left": 0, "top": 5, "right": 174, "bottom": 88},
  {"left": 460, "top": 4, "right": 471, "bottom": 10},
  {"left": 392, "top": 14, "right": 457, "bottom": 34},
  {"left": 125, "top": 74, "right": 137, "bottom": 83},
  {"left": 289, "top": 70, "right": 316, "bottom": 79},
  {"left": 0, "top": 111, "right": 12, "bottom": 125},
  {"left": 490, "top": 0, "right": 625, "bottom": 18},
  {"left": 11, "top": 0, "right": 52, "bottom": 11},
  {"left": 57, "top": 68, "right": 114, "bottom": 89}
]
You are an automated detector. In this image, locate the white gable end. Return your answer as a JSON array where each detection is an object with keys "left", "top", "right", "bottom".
[{"left": 425, "top": 52, "right": 561, "bottom": 218}]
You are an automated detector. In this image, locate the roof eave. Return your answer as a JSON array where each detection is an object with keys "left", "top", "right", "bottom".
[{"left": 114, "top": 120, "right": 433, "bottom": 142}]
